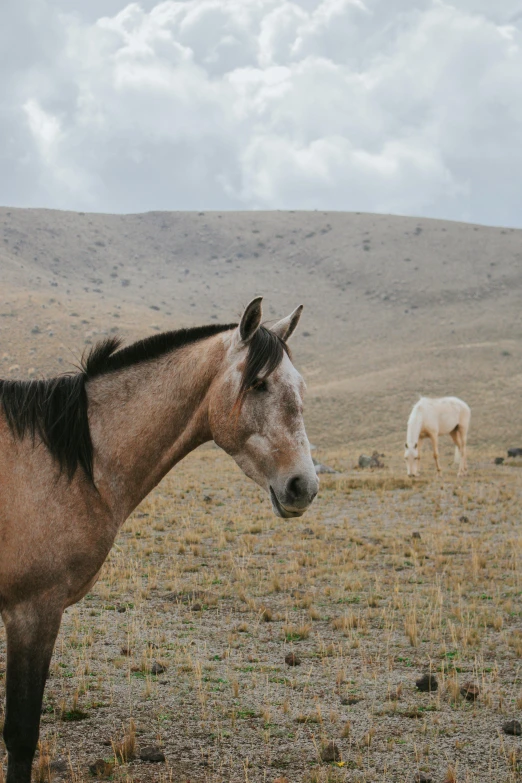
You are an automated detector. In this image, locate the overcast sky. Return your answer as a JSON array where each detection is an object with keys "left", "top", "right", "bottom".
[{"left": 1, "top": 0, "right": 521, "bottom": 225}]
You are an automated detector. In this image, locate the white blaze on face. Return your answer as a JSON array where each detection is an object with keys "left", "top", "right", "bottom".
[
  {"left": 243, "top": 357, "right": 317, "bottom": 517},
  {"left": 210, "top": 298, "right": 318, "bottom": 518},
  {"left": 248, "top": 358, "right": 308, "bottom": 458},
  {"left": 236, "top": 355, "right": 311, "bottom": 477},
  {"left": 215, "top": 343, "right": 317, "bottom": 515}
]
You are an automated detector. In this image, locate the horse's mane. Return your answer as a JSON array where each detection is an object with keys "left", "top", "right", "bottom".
[
  {"left": 0, "top": 323, "right": 287, "bottom": 483},
  {"left": 407, "top": 397, "right": 425, "bottom": 424},
  {"left": 82, "top": 323, "right": 238, "bottom": 377}
]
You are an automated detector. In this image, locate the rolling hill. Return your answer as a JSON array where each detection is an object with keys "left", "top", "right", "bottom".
[{"left": 1, "top": 206, "right": 521, "bottom": 453}]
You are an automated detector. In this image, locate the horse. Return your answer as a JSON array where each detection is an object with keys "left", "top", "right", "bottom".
[
  {"left": 404, "top": 396, "right": 471, "bottom": 477},
  {"left": 0, "top": 297, "right": 318, "bottom": 783}
]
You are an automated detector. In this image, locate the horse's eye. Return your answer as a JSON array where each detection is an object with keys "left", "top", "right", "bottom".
[{"left": 253, "top": 379, "right": 268, "bottom": 392}]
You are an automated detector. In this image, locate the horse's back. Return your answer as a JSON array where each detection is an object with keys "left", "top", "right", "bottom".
[
  {"left": 435, "top": 397, "right": 470, "bottom": 432},
  {"left": 439, "top": 395, "right": 470, "bottom": 412},
  {"left": 437, "top": 396, "right": 470, "bottom": 428},
  {"left": 413, "top": 396, "right": 470, "bottom": 435}
]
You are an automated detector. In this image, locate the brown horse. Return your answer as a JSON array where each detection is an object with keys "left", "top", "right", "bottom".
[{"left": 0, "top": 297, "right": 318, "bottom": 783}]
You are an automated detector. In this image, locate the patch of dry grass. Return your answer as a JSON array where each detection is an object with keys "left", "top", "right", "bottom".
[{"left": 1, "top": 448, "right": 522, "bottom": 782}]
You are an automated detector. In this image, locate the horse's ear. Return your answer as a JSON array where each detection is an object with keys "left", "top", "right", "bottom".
[
  {"left": 271, "top": 305, "right": 303, "bottom": 342},
  {"left": 239, "top": 297, "right": 263, "bottom": 342}
]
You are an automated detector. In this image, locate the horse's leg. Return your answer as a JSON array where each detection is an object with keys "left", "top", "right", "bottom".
[
  {"left": 429, "top": 432, "right": 442, "bottom": 475},
  {"left": 3, "top": 600, "right": 62, "bottom": 783},
  {"left": 449, "top": 430, "right": 460, "bottom": 465},
  {"left": 457, "top": 428, "right": 468, "bottom": 476}
]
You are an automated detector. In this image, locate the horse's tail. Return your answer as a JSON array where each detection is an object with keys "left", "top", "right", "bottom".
[{"left": 454, "top": 446, "right": 461, "bottom": 464}]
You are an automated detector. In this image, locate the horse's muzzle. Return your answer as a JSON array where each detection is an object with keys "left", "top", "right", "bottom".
[{"left": 269, "top": 474, "right": 318, "bottom": 518}]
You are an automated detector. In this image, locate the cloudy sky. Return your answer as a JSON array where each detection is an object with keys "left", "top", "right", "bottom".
[{"left": 2, "top": 0, "right": 522, "bottom": 225}]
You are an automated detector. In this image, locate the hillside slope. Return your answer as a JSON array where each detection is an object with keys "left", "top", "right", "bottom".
[{"left": 0, "top": 207, "right": 521, "bottom": 451}]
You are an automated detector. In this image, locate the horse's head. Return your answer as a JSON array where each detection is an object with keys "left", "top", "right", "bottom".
[
  {"left": 210, "top": 298, "right": 318, "bottom": 518},
  {"left": 404, "top": 443, "right": 419, "bottom": 477}
]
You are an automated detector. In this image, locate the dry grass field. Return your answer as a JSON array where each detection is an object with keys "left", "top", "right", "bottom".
[
  {"left": 0, "top": 208, "right": 521, "bottom": 781},
  {"left": 2, "top": 450, "right": 521, "bottom": 783}
]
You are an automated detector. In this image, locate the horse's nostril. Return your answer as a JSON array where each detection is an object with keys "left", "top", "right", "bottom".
[
  {"left": 285, "top": 476, "right": 317, "bottom": 504},
  {"left": 287, "top": 475, "right": 303, "bottom": 499}
]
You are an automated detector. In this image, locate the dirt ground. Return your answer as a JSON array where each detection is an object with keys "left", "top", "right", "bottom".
[{"left": 1, "top": 445, "right": 520, "bottom": 783}]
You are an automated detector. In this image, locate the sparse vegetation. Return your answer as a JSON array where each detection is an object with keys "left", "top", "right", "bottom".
[{"left": 1, "top": 449, "right": 520, "bottom": 781}]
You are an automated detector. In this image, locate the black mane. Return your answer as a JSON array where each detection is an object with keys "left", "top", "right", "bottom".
[
  {"left": 0, "top": 322, "right": 287, "bottom": 483},
  {"left": 81, "top": 323, "right": 238, "bottom": 377},
  {"left": 0, "top": 374, "right": 93, "bottom": 482}
]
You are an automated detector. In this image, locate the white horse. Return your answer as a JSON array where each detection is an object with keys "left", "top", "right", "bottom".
[{"left": 404, "top": 397, "right": 471, "bottom": 477}]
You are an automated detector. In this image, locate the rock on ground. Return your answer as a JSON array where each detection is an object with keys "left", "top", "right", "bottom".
[
  {"left": 415, "top": 673, "right": 438, "bottom": 692},
  {"left": 312, "top": 458, "right": 337, "bottom": 474},
  {"left": 503, "top": 719, "right": 521, "bottom": 736},
  {"left": 139, "top": 746, "right": 166, "bottom": 762},
  {"left": 320, "top": 741, "right": 341, "bottom": 762}
]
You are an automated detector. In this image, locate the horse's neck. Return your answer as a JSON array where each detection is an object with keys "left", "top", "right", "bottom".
[
  {"left": 87, "top": 336, "right": 225, "bottom": 520},
  {"left": 407, "top": 408, "right": 423, "bottom": 447}
]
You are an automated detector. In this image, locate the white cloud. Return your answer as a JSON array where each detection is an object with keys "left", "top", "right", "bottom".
[
  {"left": 24, "top": 99, "right": 62, "bottom": 158},
  {"left": 0, "top": 0, "right": 521, "bottom": 225}
]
